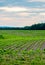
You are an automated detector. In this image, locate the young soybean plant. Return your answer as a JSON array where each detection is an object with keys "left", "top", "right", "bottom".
[{"left": 0, "top": 35, "right": 4, "bottom": 39}]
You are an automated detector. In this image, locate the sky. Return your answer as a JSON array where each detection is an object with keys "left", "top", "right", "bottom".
[{"left": 0, "top": 0, "right": 45, "bottom": 27}]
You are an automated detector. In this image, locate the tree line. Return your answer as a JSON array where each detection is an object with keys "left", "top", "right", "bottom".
[{"left": 0, "top": 23, "right": 45, "bottom": 30}]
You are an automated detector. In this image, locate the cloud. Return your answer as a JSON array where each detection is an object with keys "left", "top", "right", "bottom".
[
  {"left": 0, "top": 6, "right": 27, "bottom": 12},
  {"left": 39, "top": 13, "right": 45, "bottom": 15},
  {"left": 0, "top": 5, "right": 45, "bottom": 27},
  {"left": 16, "top": 12, "right": 39, "bottom": 17},
  {"left": 16, "top": 12, "right": 30, "bottom": 17},
  {"left": 28, "top": 8, "right": 45, "bottom": 13},
  {"left": 0, "top": 6, "right": 45, "bottom": 13},
  {"left": 28, "top": 0, "right": 45, "bottom": 2},
  {"left": 0, "top": 12, "right": 45, "bottom": 27}
]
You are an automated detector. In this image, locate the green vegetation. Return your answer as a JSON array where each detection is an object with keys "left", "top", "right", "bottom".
[{"left": 0, "top": 30, "right": 45, "bottom": 65}]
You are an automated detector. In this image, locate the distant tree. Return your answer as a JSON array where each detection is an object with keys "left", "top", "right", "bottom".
[
  {"left": 0, "top": 23, "right": 45, "bottom": 30},
  {"left": 24, "top": 23, "right": 45, "bottom": 30}
]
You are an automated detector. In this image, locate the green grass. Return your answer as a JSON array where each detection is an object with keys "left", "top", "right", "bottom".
[{"left": 0, "top": 30, "right": 45, "bottom": 65}]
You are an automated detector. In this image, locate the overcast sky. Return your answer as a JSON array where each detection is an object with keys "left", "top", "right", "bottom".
[{"left": 0, "top": 0, "right": 45, "bottom": 27}]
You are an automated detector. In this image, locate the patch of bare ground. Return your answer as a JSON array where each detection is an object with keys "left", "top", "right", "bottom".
[
  {"left": 26, "top": 41, "right": 37, "bottom": 51},
  {"left": 41, "top": 42, "right": 45, "bottom": 50}
]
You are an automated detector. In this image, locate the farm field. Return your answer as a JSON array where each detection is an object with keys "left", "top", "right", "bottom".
[{"left": 0, "top": 30, "right": 45, "bottom": 65}]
